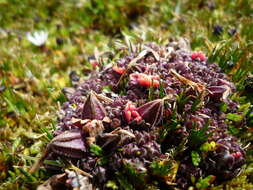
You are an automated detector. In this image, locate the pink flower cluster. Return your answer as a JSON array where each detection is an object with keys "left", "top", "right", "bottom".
[
  {"left": 130, "top": 73, "right": 160, "bottom": 88},
  {"left": 124, "top": 102, "right": 142, "bottom": 123}
]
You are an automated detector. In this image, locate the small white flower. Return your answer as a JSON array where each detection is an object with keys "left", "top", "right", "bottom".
[{"left": 26, "top": 30, "right": 48, "bottom": 46}]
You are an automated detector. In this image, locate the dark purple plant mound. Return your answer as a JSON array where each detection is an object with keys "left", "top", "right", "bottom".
[{"left": 50, "top": 41, "right": 246, "bottom": 189}]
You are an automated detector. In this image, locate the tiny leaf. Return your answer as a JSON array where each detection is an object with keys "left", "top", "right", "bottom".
[
  {"left": 191, "top": 151, "right": 201, "bottom": 166},
  {"left": 227, "top": 113, "right": 244, "bottom": 122},
  {"left": 90, "top": 144, "right": 104, "bottom": 156},
  {"left": 188, "top": 120, "right": 212, "bottom": 149},
  {"left": 150, "top": 159, "right": 178, "bottom": 185},
  {"left": 106, "top": 180, "right": 118, "bottom": 190},
  {"left": 196, "top": 175, "right": 216, "bottom": 189},
  {"left": 116, "top": 172, "right": 135, "bottom": 190},
  {"left": 200, "top": 141, "right": 216, "bottom": 152},
  {"left": 150, "top": 160, "right": 172, "bottom": 176}
]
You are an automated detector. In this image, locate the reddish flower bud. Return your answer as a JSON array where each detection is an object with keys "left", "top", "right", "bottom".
[
  {"left": 152, "top": 80, "right": 160, "bottom": 88},
  {"left": 112, "top": 65, "right": 126, "bottom": 74},
  {"left": 130, "top": 73, "right": 160, "bottom": 88},
  {"left": 135, "top": 116, "right": 143, "bottom": 122},
  {"left": 151, "top": 75, "right": 160, "bottom": 80},
  {"left": 129, "top": 104, "right": 137, "bottom": 111},
  {"left": 138, "top": 74, "right": 152, "bottom": 87},
  {"left": 124, "top": 110, "right": 132, "bottom": 122},
  {"left": 191, "top": 52, "right": 206, "bottom": 61},
  {"left": 231, "top": 152, "right": 242, "bottom": 158},
  {"left": 124, "top": 102, "right": 142, "bottom": 123},
  {"left": 131, "top": 111, "right": 140, "bottom": 118}
]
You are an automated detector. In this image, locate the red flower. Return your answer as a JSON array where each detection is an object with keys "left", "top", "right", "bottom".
[
  {"left": 112, "top": 65, "right": 126, "bottom": 74},
  {"left": 130, "top": 73, "right": 160, "bottom": 88},
  {"left": 191, "top": 52, "right": 206, "bottom": 61},
  {"left": 138, "top": 74, "right": 152, "bottom": 87},
  {"left": 231, "top": 152, "right": 242, "bottom": 158},
  {"left": 124, "top": 102, "right": 142, "bottom": 123}
]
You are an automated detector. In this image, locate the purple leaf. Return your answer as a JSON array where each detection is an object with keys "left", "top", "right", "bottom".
[
  {"left": 136, "top": 99, "right": 164, "bottom": 127},
  {"left": 82, "top": 91, "right": 107, "bottom": 120}
]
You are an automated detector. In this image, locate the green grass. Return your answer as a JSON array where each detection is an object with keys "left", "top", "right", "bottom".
[{"left": 0, "top": 0, "right": 252, "bottom": 189}]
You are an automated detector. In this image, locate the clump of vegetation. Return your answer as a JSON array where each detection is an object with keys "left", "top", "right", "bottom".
[{"left": 28, "top": 37, "right": 252, "bottom": 189}]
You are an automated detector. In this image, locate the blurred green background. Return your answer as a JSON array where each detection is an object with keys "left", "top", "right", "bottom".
[{"left": 0, "top": 0, "right": 252, "bottom": 189}]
